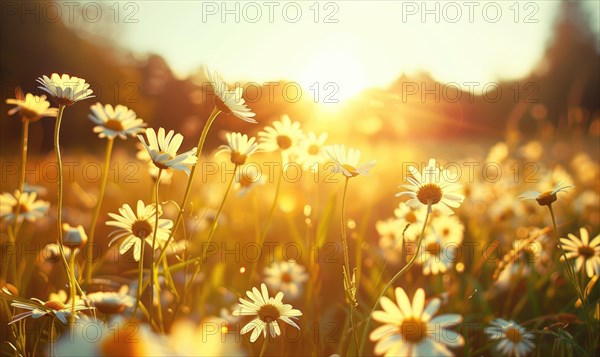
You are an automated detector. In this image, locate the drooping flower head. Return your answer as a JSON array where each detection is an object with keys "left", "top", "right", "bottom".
[
  {"left": 233, "top": 283, "right": 302, "bottom": 342},
  {"left": 370, "top": 287, "right": 464, "bottom": 356},
  {"left": 5, "top": 87, "right": 58, "bottom": 122},
  {"left": 519, "top": 180, "right": 574, "bottom": 207},
  {"left": 215, "top": 132, "right": 259, "bottom": 166},
  {"left": 206, "top": 69, "right": 256, "bottom": 123},
  {"left": 325, "top": 144, "right": 376, "bottom": 178},
  {"left": 89, "top": 102, "right": 146, "bottom": 140},
  {"left": 485, "top": 319, "right": 535, "bottom": 357},
  {"left": 37, "top": 73, "right": 94, "bottom": 106},
  {"left": 138, "top": 128, "right": 198, "bottom": 175},
  {"left": 396, "top": 159, "right": 464, "bottom": 215},
  {"left": 106, "top": 200, "right": 173, "bottom": 261}
]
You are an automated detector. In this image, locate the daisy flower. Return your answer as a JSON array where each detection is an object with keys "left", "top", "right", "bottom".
[
  {"left": 138, "top": 127, "right": 198, "bottom": 175},
  {"left": 258, "top": 115, "right": 304, "bottom": 160},
  {"left": 9, "top": 298, "right": 92, "bottom": 325},
  {"left": 296, "top": 132, "right": 329, "bottom": 170},
  {"left": 106, "top": 200, "right": 173, "bottom": 261},
  {"left": 418, "top": 215, "right": 463, "bottom": 275},
  {"left": 37, "top": 73, "right": 94, "bottom": 106},
  {"left": 136, "top": 142, "right": 173, "bottom": 184},
  {"left": 396, "top": 159, "right": 464, "bottom": 215},
  {"left": 560, "top": 228, "right": 600, "bottom": 278},
  {"left": 215, "top": 132, "right": 259, "bottom": 165},
  {"left": 370, "top": 287, "right": 464, "bottom": 356},
  {"left": 0, "top": 190, "right": 49, "bottom": 223},
  {"left": 233, "top": 283, "right": 302, "bottom": 342},
  {"left": 264, "top": 260, "right": 309, "bottom": 299},
  {"left": 485, "top": 319, "right": 535, "bottom": 357},
  {"left": 5, "top": 87, "right": 58, "bottom": 122},
  {"left": 87, "top": 287, "right": 134, "bottom": 314},
  {"left": 206, "top": 69, "right": 256, "bottom": 123},
  {"left": 394, "top": 203, "right": 427, "bottom": 242},
  {"left": 519, "top": 180, "right": 573, "bottom": 207},
  {"left": 88, "top": 102, "right": 146, "bottom": 140},
  {"left": 234, "top": 164, "right": 266, "bottom": 196},
  {"left": 324, "top": 144, "right": 376, "bottom": 177},
  {"left": 376, "top": 217, "right": 406, "bottom": 263}
]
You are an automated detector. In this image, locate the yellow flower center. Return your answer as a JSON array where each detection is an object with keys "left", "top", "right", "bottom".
[
  {"left": 13, "top": 202, "right": 30, "bottom": 214},
  {"left": 405, "top": 212, "right": 417, "bottom": 223},
  {"left": 400, "top": 317, "right": 427, "bottom": 343},
  {"left": 277, "top": 135, "right": 293, "bottom": 150},
  {"left": 417, "top": 183, "right": 443, "bottom": 205},
  {"left": 44, "top": 300, "right": 65, "bottom": 311},
  {"left": 308, "top": 144, "right": 320, "bottom": 155},
  {"left": 230, "top": 152, "right": 247, "bottom": 166},
  {"left": 281, "top": 272, "right": 293, "bottom": 283},
  {"left": 535, "top": 191, "right": 557, "bottom": 206},
  {"left": 578, "top": 245, "right": 595, "bottom": 259},
  {"left": 505, "top": 327, "right": 522, "bottom": 343},
  {"left": 426, "top": 242, "right": 441, "bottom": 256},
  {"left": 239, "top": 174, "right": 255, "bottom": 188},
  {"left": 442, "top": 228, "right": 450, "bottom": 237},
  {"left": 257, "top": 304, "right": 280, "bottom": 323},
  {"left": 153, "top": 151, "right": 173, "bottom": 171},
  {"left": 104, "top": 119, "right": 125, "bottom": 132},
  {"left": 131, "top": 220, "right": 153, "bottom": 238},
  {"left": 342, "top": 164, "right": 359, "bottom": 177}
]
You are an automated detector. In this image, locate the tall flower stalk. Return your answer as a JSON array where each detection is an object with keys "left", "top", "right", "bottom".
[{"left": 85, "top": 137, "right": 114, "bottom": 281}]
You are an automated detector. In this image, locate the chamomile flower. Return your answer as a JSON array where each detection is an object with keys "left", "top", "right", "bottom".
[
  {"left": 136, "top": 142, "right": 173, "bottom": 184},
  {"left": 87, "top": 287, "right": 134, "bottom": 314},
  {"left": 258, "top": 115, "right": 304, "bottom": 161},
  {"left": 215, "top": 132, "right": 259, "bottom": 165},
  {"left": 37, "top": 73, "right": 94, "bottom": 106},
  {"left": 560, "top": 228, "right": 600, "bottom": 278},
  {"left": 62, "top": 223, "right": 88, "bottom": 249},
  {"left": 0, "top": 190, "right": 49, "bottom": 223},
  {"left": 296, "top": 132, "right": 328, "bottom": 170},
  {"left": 324, "top": 144, "right": 376, "bottom": 177},
  {"left": 370, "top": 287, "right": 464, "bottom": 356},
  {"left": 485, "top": 319, "right": 535, "bottom": 357},
  {"left": 394, "top": 203, "right": 427, "bottom": 242},
  {"left": 418, "top": 215, "right": 464, "bottom": 275},
  {"left": 106, "top": 200, "right": 173, "bottom": 261},
  {"left": 5, "top": 88, "right": 58, "bottom": 122},
  {"left": 88, "top": 103, "right": 146, "bottom": 140},
  {"left": 9, "top": 298, "right": 92, "bottom": 325},
  {"left": 206, "top": 69, "right": 256, "bottom": 123},
  {"left": 234, "top": 164, "right": 266, "bottom": 196},
  {"left": 519, "top": 180, "right": 573, "bottom": 206},
  {"left": 138, "top": 128, "right": 198, "bottom": 175},
  {"left": 396, "top": 159, "right": 464, "bottom": 215},
  {"left": 264, "top": 260, "right": 309, "bottom": 299},
  {"left": 233, "top": 283, "right": 302, "bottom": 342}
]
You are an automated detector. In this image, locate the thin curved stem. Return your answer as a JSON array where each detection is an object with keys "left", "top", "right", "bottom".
[
  {"left": 156, "top": 108, "right": 221, "bottom": 264},
  {"left": 258, "top": 337, "right": 269, "bottom": 357},
  {"left": 132, "top": 235, "right": 146, "bottom": 318},
  {"left": 150, "top": 169, "right": 163, "bottom": 331},
  {"left": 202, "top": 165, "right": 238, "bottom": 253},
  {"left": 250, "top": 162, "right": 283, "bottom": 279},
  {"left": 85, "top": 137, "right": 114, "bottom": 283},
  {"left": 359, "top": 203, "right": 432, "bottom": 356},
  {"left": 68, "top": 251, "right": 76, "bottom": 327}
]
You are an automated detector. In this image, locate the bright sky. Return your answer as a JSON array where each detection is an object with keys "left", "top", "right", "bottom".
[{"left": 75, "top": 1, "right": 599, "bottom": 100}]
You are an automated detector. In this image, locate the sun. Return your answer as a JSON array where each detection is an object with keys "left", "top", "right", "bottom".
[{"left": 299, "top": 48, "right": 368, "bottom": 105}]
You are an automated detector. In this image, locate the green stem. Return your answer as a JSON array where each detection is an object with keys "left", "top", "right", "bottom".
[
  {"left": 202, "top": 165, "right": 238, "bottom": 253},
  {"left": 259, "top": 337, "right": 269, "bottom": 357},
  {"left": 250, "top": 162, "right": 283, "bottom": 279},
  {"left": 340, "top": 177, "right": 359, "bottom": 354},
  {"left": 358, "top": 203, "right": 432, "bottom": 356},
  {"left": 133, "top": 232, "right": 147, "bottom": 318},
  {"left": 150, "top": 169, "right": 163, "bottom": 331},
  {"left": 156, "top": 108, "right": 221, "bottom": 265},
  {"left": 85, "top": 137, "right": 114, "bottom": 283},
  {"left": 68, "top": 250, "right": 76, "bottom": 327}
]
